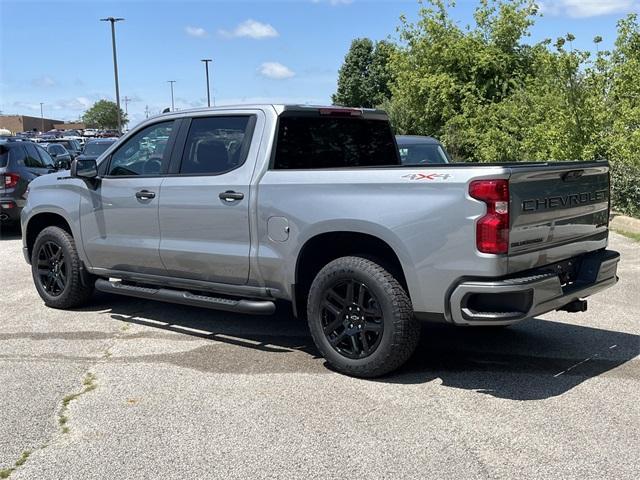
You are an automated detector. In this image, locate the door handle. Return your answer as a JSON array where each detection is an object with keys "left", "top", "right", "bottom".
[
  {"left": 219, "top": 191, "right": 244, "bottom": 202},
  {"left": 135, "top": 190, "right": 156, "bottom": 200}
]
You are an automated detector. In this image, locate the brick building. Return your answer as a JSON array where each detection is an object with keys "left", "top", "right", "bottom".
[{"left": 0, "top": 115, "right": 64, "bottom": 134}]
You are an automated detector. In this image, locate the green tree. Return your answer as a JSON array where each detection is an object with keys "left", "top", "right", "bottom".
[
  {"left": 600, "top": 14, "right": 640, "bottom": 215},
  {"left": 386, "top": 0, "right": 540, "bottom": 158},
  {"left": 82, "top": 100, "right": 127, "bottom": 129},
  {"left": 332, "top": 38, "right": 396, "bottom": 107}
]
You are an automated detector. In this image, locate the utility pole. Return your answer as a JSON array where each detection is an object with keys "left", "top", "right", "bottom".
[
  {"left": 144, "top": 105, "right": 150, "bottom": 119},
  {"left": 40, "top": 102, "right": 44, "bottom": 132},
  {"left": 167, "top": 80, "right": 176, "bottom": 112},
  {"left": 123, "top": 96, "right": 130, "bottom": 115},
  {"left": 100, "top": 17, "right": 125, "bottom": 134},
  {"left": 201, "top": 59, "right": 212, "bottom": 107}
]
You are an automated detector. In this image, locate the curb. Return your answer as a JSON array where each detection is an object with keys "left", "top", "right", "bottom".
[{"left": 610, "top": 214, "right": 640, "bottom": 235}]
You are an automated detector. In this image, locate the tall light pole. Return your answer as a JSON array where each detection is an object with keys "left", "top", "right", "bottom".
[
  {"left": 39, "top": 102, "right": 44, "bottom": 132},
  {"left": 167, "top": 80, "right": 176, "bottom": 112},
  {"left": 201, "top": 59, "right": 212, "bottom": 107},
  {"left": 100, "top": 17, "right": 124, "bottom": 134},
  {"left": 123, "top": 96, "right": 130, "bottom": 115}
]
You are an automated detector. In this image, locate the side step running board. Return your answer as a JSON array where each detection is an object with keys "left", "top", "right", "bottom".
[{"left": 95, "top": 279, "right": 276, "bottom": 315}]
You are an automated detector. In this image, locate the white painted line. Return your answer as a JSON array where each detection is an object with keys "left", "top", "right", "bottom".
[
  {"left": 554, "top": 354, "right": 599, "bottom": 378},
  {"left": 171, "top": 325, "right": 212, "bottom": 335},
  {"left": 215, "top": 334, "right": 262, "bottom": 346},
  {"left": 133, "top": 317, "right": 169, "bottom": 326}
]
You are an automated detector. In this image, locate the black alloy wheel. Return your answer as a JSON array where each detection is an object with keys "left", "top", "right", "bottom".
[
  {"left": 320, "top": 279, "right": 384, "bottom": 359},
  {"left": 36, "top": 241, "right": 67, "bottom": 296}
]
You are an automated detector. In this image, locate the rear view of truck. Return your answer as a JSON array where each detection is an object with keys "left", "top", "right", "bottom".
[{"left": 449, "top": 162, "right": 620, "bottom": 325}]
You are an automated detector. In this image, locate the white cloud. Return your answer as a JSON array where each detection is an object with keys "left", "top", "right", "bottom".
[
  {"left": 259, "top": 62, "right": 295, "bottom": 79},
  {"left": 32, "top": 76, "right": 56, "bottom": 88},
  {"left": 185, "top": 25, "right": 208, "bottom": 38},
  {"left": 219, "top": 19, "right": 279, "bottom": 39},
  {"left": 312, "top": 0, "right": 353, "bottom": 5},
  {"left": 540, "top": 0, "right": 639, "bottom": 18}
]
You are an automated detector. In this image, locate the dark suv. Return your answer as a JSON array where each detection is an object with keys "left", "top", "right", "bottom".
[{"left": 0, "top": 140, "right": 56, "bottom": 225}]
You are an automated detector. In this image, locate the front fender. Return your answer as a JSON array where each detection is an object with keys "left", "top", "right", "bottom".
[{"left": 21, "top": 177, "right": 89, "bottom": 266}]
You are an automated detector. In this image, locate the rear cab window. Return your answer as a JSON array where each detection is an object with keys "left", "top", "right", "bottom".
[{"left": 273, "top": 111, "right": 400, "bottom": 170}]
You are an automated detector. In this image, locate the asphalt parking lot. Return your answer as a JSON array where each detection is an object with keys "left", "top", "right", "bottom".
[{"left": 1, "top": 228, "right": 638, "bottom": 479}]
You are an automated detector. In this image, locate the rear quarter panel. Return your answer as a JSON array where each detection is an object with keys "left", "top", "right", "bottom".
[{"left": 256, "top": 167, "right": 510, "bottom": 314}]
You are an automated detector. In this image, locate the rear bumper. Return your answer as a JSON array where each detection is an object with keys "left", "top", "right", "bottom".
[
  {"left": 0, "top": 203, "right": 21, "bottom": 223},
  {"left": 448, "top": 249, "right": 620, "bottom": 326}
]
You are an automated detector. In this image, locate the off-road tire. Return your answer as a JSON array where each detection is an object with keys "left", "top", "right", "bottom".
[
  {"left": 31, "top": 226, "right": 95, "bottom": 309},
  {"left": 307, "top": 256, "right": 420, "bottom": 378}
]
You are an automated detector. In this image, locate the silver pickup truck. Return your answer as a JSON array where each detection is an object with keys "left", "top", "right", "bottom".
[{"left": 21, "top": 105, "right": 620, "bottom": 377}]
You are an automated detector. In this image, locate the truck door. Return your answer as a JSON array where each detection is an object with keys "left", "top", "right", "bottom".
[
  {"left": 158, "top": 112, "right": 262, "bottom": 285},
  {"left": 79, "top": 120, "right": 176, "bottom": 275}
]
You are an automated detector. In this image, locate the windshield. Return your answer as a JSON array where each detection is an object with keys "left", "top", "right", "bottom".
[
  {"left": 83, "top": 142, "right": 113, "bottom": 156},
  {"left": 398, "top": 144, "right": 450, "bottom": 165}
]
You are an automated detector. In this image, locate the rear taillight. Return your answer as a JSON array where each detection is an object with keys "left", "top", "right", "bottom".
[
  {"left": 469, "top": 179, "right": 509, "bottom": 254},
  {"left": 3, "top": 173, "right": 20, "bottom": 189}
]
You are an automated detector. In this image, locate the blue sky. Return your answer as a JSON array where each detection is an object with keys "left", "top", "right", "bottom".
[{"left": 1, "top": 0, "right": 639, "bottom": 127}]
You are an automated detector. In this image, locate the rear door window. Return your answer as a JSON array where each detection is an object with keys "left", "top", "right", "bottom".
[
  {"left": 24, "top": 143, "right": 45, "bottom": 168},
  {"left": 178, "top": 116, "right": 255, "bottom": 175},
  {"left": 8, "top": 146, "right": 27, "bottom": 167},
  {"left": 273, "top": 115, "right": 399, "bottom": 169}
]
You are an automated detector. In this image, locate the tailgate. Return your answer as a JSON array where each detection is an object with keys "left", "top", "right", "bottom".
[{"left": 508, "top": 162, "right": 609, "bottom": 272}]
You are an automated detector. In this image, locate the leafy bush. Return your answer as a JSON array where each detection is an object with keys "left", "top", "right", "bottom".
[{"left": 610, "top": 161, "right": 640, "bottom": 217}]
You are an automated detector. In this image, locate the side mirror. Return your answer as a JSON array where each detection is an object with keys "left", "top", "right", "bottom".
[
  {"left": 71, "top": 158, "right": 98, "bottom": 179},
  {"left": 50, "top": 152, "right": 58, "bottom": 158}
]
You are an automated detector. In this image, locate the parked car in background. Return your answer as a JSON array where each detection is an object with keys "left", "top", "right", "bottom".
[
  {"left": 61, "top": 132, "right": 86, "bottom": 147},
  {"left": 396, "top": 135, "right": 451, "bottom": 164},
  {"left": 40, "top": 143, "right": 72, "bottom": 170},
  {"left": 16, "top": 131, "right": 38, "bottom": 140},
  {"left": 46, "top": 138, "right": 82, "bottom": 159},
  {"left": 62, "top": 130, "right": 83, "bottom": 137},
  {"left": 83, "top": 128, "right": 99, "bottom": 138},
  {"left": 1, "top": 141, "right": 56, "bottom": 225},
  {"left": 99, "top": 129, "right": 120, "bottom": 138},
  {"left": 0, "top": 136, "right": 27, "bottom": 143},
  {"left": 77, "top": 138, "right": 118, "bottom": 162}
]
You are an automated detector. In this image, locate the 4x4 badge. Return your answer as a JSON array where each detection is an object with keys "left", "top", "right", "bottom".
[{"left": 402, "top": 173, "right": 452, "bottom": 181}]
